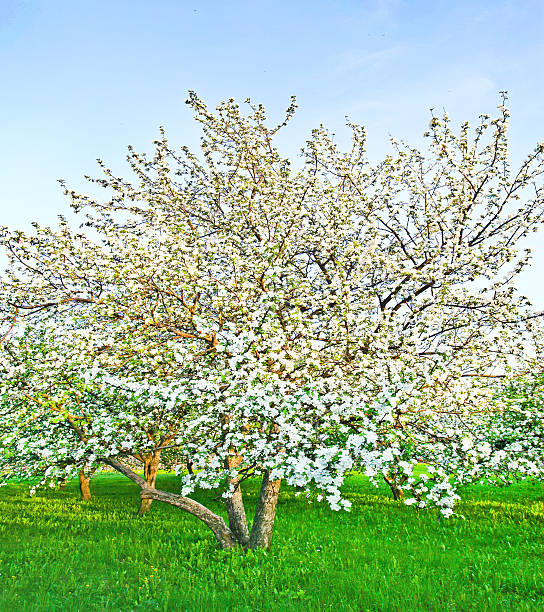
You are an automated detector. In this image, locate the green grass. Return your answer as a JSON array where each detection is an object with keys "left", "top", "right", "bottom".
[{"left": 0, "top": 473, "right": 543, "bottom": 611}]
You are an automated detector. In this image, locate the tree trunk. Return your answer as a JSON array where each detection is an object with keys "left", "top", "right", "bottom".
[
  {"left": 141, "top": 486, "right": 239, "bottom": 549},
  {"left": 138, "top": 451, "right": 161, "bottom": 515},
  {"left": 383, "top": 473, "right": 405, "bottom": 501},
  {"left": 224, "top": 453, "right": 250, "bottom": 548},
  {"left": 78, "top": 469, "right": 91, "bottom": 501},
  {"left": 248, "top": 471, "right": 281, "bottom": 550},
  {"left": 105, "top": 457, "right": 239, "bottom": 550}
]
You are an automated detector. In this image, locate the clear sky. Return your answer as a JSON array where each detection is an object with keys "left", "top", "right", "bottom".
[{"left": 1, "top": 0, "right": 543, "bottom": 305}]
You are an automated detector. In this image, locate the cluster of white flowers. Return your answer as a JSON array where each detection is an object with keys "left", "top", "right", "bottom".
[{"left": 1, "top": 92, "right": 544, "bottom": 528}]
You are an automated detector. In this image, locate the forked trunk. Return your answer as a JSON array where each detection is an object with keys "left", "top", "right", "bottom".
[
  {"left": 141, "top": 486, "right": 239, "bottom": 549},
  {"left": 248, "top": 471, "right": 281, "bottom": 550},
  {"left": 78, "top": 469, "right": 91, "bottom": 501},
  {"left": 105, "top": 458, "right": 282, "bottom": 551},
  {"left": 138, "top": 451, "right": 161, "bottom": 514},
  {"left": 106, "top": 457, "right": 240, "bottom": 549},
  {"left": 224, "top": 453, "right": 250, "bottom": 548}
]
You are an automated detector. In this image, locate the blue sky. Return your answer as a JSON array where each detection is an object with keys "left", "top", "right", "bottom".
[{"left": 1, "top": 0, "right": 543, "bottom": 305}]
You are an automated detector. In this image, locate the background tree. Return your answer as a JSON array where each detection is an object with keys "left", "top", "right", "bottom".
[{"left": 0, "top": 327, "right": 190, "bottom": 512}]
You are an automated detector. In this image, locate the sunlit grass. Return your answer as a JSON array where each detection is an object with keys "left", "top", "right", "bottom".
[{"left": 1, "top": 473, "right": 542, "bottom": 611}]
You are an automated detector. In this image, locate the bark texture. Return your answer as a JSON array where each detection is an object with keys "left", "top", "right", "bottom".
[
  {"left": 138, "top": 451, "right": 161, "bottom": 514},
  {"left": 104, "top": 457, "right": 238, "bottom": 549},
  {"left": 248, "top": 471, "right": 281, "bottom": 550},
  {"left": 224, "top": 453, "right": 250, "bottom": 548},
  {"left": 140, "top": 487, "right": 238, "bottom": 549},
  {"left": 78, "top": 469, "right": 91, "bottom": 501}
]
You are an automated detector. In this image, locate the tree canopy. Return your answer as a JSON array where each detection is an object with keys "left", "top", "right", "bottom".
[{"left": 1, "top": 93, "right": 543, "bottom": 549}]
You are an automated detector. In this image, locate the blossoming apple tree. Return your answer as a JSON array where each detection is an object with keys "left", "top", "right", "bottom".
[{"left": 1, "top": 92, "right": 544, "bottom": 547}]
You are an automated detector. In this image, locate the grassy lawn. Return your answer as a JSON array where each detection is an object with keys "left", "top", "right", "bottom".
[{"left": 0, "top": 473, "right": 543, "bottom": 611}]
